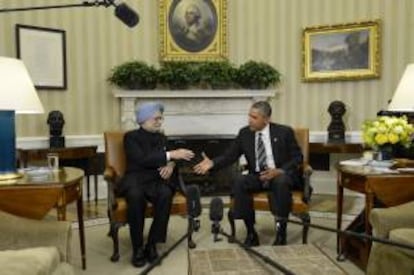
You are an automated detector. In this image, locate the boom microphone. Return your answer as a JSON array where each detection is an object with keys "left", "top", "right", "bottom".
[
  {"left": 186, "top": 185, "right": 201, "bottom": 218},
  {"left": 114, "top": 2, "right": 139, "bottom": 28}
]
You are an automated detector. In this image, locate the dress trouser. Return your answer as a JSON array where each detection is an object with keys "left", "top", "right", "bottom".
[
  {"left": 124, "top": 179, "right": 174, "bottom": 253},
  {"left": 232, "top": 173, "right": 293, "bottom": 224}
]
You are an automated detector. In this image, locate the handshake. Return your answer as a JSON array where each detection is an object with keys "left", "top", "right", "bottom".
[{"left": 168, "top": 149, "right": 213, "bottom": 175}]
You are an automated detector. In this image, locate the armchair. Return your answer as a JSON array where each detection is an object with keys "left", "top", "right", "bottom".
[
  {"left": 0, "top": 210, "right": 74, "bottom": 275},
  {"left": 367, "top": 200, "right": 414, "bottom": 275},
  {"left": 228, "top": 127, "right": 313, "bottom": 243},
  {"left": 103, "top": 131, "right": 196, "bottom": 262}
]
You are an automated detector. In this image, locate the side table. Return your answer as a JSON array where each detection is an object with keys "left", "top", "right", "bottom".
[
  {"left": 18, "top": 146, "right": 99, "bottom": 204},
  {"left": 0, "top": 167, "right": 87, "bottom": 269}
]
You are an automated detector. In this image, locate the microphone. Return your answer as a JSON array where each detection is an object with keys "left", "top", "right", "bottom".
[
  {"left": 186, "top": 185, "right": 201, "bottom": 218},
  {"left": 208, "top": 198, "right": 294, "bottom": 274},
  {"left": 209, "top": 197, "right": 223, "bottom": 242},
  {"left": 114, "top": 2, "right": 139, "bottom": 28}
]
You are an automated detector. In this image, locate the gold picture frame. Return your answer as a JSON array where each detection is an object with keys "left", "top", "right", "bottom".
[
  {"left": 302, "top": 20, "right": 380, "bottom": 82},
  {"left": 159, "top": 0, "right": 227, "bottom": 61}
]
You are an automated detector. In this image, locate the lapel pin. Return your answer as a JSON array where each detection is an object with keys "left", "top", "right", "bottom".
[{"left": 273, "top": 137, "right": 278, "bottom": 142}]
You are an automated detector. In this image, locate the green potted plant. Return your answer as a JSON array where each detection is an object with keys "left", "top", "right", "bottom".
[
  {"left": 107, "top": 61, "right": 158, "bottom": 90},
  {"left": 158, "top": 62, "right": 200, "bottom": 90},
  {"left": 235, "top": 61, "right": 281, "bottom": 89},
  {"left": 198, "top": 61, "right": 236, "bottom": 89}
]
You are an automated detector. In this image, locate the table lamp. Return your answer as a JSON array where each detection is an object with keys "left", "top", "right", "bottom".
[
  {"left": 388, "top": 64, "right": 414, "bottom": 112},
  {"left": 0, "top": 57, "right": 44, "bottom": 180}
]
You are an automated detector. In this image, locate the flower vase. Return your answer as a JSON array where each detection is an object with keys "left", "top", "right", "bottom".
[{"left": 377, "top": 145, "right": 393, "bottom": 161}]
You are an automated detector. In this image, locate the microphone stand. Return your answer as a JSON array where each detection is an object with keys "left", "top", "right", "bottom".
[
  {"left": 0, "top": 1, "right": 114, "bottom": 13},
  {"left": 139, "top": 215, "right": 200, "bottom": 275},
  {"left": 212, "top": 224, "right": 295, "bottom": 275}
]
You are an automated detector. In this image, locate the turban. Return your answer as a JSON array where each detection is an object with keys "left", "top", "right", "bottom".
[{"left": 135, "top": 102, "right": 164, "bottom": 124}]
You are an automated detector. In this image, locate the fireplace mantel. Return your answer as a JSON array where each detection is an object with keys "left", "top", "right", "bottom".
[{"left": 113, "top": 89, "right": 277, "bottom": 135}]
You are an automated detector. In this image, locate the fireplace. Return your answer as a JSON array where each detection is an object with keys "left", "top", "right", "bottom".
[
  {"left": 114, "top": 89, "right": 276, "bottom": 195},
  {"left": 168, "top": 135, "right": 238, "bottom": 195}
]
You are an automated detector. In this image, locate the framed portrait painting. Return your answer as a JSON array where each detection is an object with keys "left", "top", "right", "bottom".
[
  {"left": 159, "top": 0, "right": 227, "bottom": 61},
  {"left": 16, "top": 24, "right": 67, "bottom": 89},
  {"left": 302, "top": 20, "right": 380, "bottom": 82}
]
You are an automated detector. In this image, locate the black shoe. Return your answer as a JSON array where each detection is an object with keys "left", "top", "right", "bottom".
[
  {"left": 273, "top": 231, "right": 287, "bottom": 246},
  {"left": 131, "top": 247, "right": 146, "bottom": 268},
  {"left": 243, "top": 231, "right": 259, "bottom": 247},
  {"left": 145, "top": 243, "right": 159, "bottom": 264}
]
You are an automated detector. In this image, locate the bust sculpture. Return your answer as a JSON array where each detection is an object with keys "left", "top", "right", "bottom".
[
  {"left": 327, "top": 101, "right": 346, "bottom": 143},
  {"left": 47, "top": 110, "right": 65, "bottom": 148}
]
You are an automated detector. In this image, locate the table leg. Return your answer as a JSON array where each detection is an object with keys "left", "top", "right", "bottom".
[
  {"left": 86, "top": 176, "right": 90, "bottom": 202},
  {"left": 94, "top": 174, "right": 98, "bottom": 205},
  {"left": 77, "top": 191, "right": 86, "bottom": 269},
  {"left": 336, "top": 174, "right": 344, "bottom": 257}
]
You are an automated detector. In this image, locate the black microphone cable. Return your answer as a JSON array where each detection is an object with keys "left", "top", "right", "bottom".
[
  {"left": 209, "top": 197, "right": 296, "bottom": 275},
  {"left": 274, "top": 215, "right": 414, "bottom": 252}
]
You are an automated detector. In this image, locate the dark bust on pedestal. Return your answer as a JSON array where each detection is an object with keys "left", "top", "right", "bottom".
[
  {"left": 47, "top": 110, "right": 65, "bottom": 148},
  {"left": 327, "top": 100, "right": 346, "bottom": 143}
]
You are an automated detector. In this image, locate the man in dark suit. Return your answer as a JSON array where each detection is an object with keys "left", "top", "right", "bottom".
[
  {"left": 121, "top": 102, "right": 194, "bottom": 267},
  {"left": 194, "top": 101, "right": 303, "bottom": 246}
]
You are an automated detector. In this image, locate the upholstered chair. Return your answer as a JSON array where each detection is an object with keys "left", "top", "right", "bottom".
[
  {"left": 228, "top": 128, "right": 313, "bottom": 244},
  {"left": 367, "top": 200, "right": 414, "bottom": 275}
]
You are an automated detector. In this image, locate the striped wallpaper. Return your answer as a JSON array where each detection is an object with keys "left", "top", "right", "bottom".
[{"left": 1, "top": 0, "right": 413, "bottom": 138}]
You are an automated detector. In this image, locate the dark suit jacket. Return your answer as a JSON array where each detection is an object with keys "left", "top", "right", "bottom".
[
  {"left": 120, "top": 128, "right": 178, "bottom": 194},
  {"left": 212, "top": 123, "right": 304, "bottom": 188}
]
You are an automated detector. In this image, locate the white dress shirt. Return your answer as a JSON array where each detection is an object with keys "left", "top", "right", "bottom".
[{"left": 255, "top": 124, "right": 276, "bottom": 172}]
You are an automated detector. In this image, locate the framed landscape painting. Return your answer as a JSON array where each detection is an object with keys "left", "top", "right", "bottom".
[
  {"left": 159, "top": 0, "right": 227, "bottom": 61},
  {"left": 302, "top": 20, "right": 380, "bottom": 82}
]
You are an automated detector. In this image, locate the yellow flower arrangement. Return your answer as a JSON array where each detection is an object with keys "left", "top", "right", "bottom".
[{"left": 362, "top": 116, "right": 414, "bottom": 150}]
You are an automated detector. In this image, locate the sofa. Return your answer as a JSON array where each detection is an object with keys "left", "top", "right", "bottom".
[
  {"left": 0, "top": 210, "right": 75, "bottom": 275},
  {"left": 367, "top": 200, "right": 414, "bottom": 275}
]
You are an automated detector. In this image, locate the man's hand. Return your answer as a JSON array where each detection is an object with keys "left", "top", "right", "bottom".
[
  {"left": 169, "top": 149, "right": 194, "bottom": 161},
  {"left": 193, "top": 152, "right": 213, "bottom": 175},
  {"left": 159, "top": 162, "right": 175, "bottom": 180},
  {"left": 259, "top": 168, "right": 284, "bottom": 182}
]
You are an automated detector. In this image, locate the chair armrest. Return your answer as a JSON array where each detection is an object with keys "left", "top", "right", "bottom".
[
  {"left": 104, "top": 166, "right": 120, "bottom": 210},
  {"left": 104, "top": 166, "right": 116, "bottom": 182},
  {"left": 370, "top": 201, "right": 414, "bottom": 239},
  {"left": 0, "top": 211, "right": 72, "bottom": 263},
  {"left": 302, "top": 163, "right": 313, "bottom": 203}
]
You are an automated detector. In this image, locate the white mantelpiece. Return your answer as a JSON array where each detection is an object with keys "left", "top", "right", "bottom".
[{"left": 113, "top": 89, "right": 277, "bottom": 135}]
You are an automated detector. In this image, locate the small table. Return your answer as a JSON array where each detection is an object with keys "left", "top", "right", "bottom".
[
  {"left": 309, "top": 142, "right": 364, "bottom": 171},
  {"left": 0, "top": 167, "right": 87, "bottom": 270},
  {"left": 18, "top": 146, "right": 99, "bottom": 204},
  {"left": 336, "top": 164, "right": 414, "bottom": 270}
]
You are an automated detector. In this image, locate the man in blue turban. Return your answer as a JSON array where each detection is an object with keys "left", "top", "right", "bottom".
[{"left": 120, "top": 102, "right": 194, "bottom": 267}]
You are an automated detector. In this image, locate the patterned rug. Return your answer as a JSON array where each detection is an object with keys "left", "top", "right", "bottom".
[{"left": 189, "top": 244, "right": 347, "bottom": 275}]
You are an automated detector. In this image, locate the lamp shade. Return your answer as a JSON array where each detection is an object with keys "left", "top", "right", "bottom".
[
  {"left": 0, "top": 57, "right": 44, "bottom": 114},
  {"left": 0, "top": 57, "right": 44, "bottom": 179},
  {"left": 388, "top": 64, "right": 414, "bottom": 111}
]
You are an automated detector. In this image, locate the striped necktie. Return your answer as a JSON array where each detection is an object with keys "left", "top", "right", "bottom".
[{"left": 257, "top": 133, "right": 267, "bottom": 171}]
